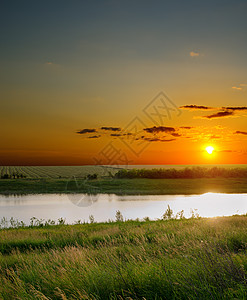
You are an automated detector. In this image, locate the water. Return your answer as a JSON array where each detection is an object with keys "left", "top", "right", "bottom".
[{"left": 0, "top": 193, "right": 246, "bottom": 224}]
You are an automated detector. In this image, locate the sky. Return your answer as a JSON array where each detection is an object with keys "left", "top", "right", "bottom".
[{"left": 0, "top": 0, "right": 247, "bottom": 165}]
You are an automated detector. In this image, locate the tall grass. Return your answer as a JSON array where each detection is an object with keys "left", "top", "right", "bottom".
[{"left": 0, "top": 215, "right": 247, "bottom": 299}]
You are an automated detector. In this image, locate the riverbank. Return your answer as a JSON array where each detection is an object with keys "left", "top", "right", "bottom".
[
  {"left": 0, "top": 177, "right": 247, "bottom": 195},
  {"left": 0, "top": 216, "right": 246, "bottom": 299}
]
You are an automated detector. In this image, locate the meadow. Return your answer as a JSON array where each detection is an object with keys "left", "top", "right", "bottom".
[
  {"left": 0, "top": 166, "right": 247, "bottom": 195},
  {"left": 1, "top": 166, "right": 247, "bottom": 299},
  {"left": 0, "top": 215, "right": 247, "bottom": 299}
]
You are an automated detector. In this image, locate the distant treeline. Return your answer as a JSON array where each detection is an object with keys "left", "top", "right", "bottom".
[{"left": 115, "top": 167, "right": 247, "bottom": 179}]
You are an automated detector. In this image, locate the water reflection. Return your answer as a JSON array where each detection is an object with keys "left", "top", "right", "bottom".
[{"left": 0, "top": 193, "right": 246, "bottom": 224}]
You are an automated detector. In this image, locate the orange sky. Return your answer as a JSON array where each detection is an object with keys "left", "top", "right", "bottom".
[{"left": 1, "top": 1, "right": 247, "bottom": 165}]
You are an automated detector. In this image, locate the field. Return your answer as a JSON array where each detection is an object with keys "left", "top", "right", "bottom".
[
  {"left": 1, "top": 166, "right": 247, "bottom": 195},
  {"left": 0, "top": 178, "right": 247, "bottom": 195},
  {"left": 0, "top": 166, "right": 120, "bottom": 179},
  {"left": 0, "top": 216, "right": 247, "bottom": 299}
]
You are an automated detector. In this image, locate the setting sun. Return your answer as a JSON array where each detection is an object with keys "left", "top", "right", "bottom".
[{"left": 205, "top": 146, "right": 215, "bottom": 154}]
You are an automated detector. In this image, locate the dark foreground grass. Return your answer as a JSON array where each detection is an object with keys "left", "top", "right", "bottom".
[
  {"left": 0, "top": 216, "right": 247, "bottom": 299},
  {"left": 1, "top": 177, "right": 247, "bottom": 195}
]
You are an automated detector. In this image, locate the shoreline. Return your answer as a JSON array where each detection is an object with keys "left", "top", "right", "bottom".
[{"left": 1, "top": 177, "right": 247, "bottom": 195}]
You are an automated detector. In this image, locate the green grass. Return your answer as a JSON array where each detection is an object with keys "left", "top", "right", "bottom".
[
  {"left": 0, "top": 216, "right": 247, "bottom": 299},
  {"left": 0, "top": 177, "right": 247, "bottom": 195}
]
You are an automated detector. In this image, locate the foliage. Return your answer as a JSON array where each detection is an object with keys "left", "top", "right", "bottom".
[
  {"left": 115, "top": 210, "right": 124, "bottom": 222},
  {"left": 162, "top": 205, "right": 174, "bottom": 220},
  {"left": 115, "top": 166, "right": 247, "bottom": 179}
]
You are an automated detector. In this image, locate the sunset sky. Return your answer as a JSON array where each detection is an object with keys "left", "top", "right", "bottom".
[{"left": 1, "top": 0, "right": 247, "bottom": 165}]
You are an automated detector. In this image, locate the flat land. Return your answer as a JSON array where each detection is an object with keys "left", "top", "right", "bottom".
[
  {"left": 0, "top": 177, "right": 247, "bottom": 195},
  {"left": 0, "top": 216, "right": 247, "bottom": 299}
]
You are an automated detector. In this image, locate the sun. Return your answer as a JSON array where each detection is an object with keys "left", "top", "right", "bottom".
[{"left": 205, "top": 146, "right": 214, "bottom": 154}]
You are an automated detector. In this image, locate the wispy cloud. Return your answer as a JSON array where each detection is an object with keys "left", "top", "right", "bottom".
[
  {"left": 101, "top": 126, "right": 121, "bottom": 131},
  {"left": 171, "top": 133, "right": 181, "bottom": 137},
  {"left": 144, "top": 126, "right": 176, "bottom": 134},
  {"left": 180, "top": 105, "right": 214, "bottom": 110},
  {"left": 201, "top": 111, "right": 234, "bottom": 119},
  {"left": 181, "top": 104, "right": 247, "bottom": 120},
  {"left": 232, "top": 83, "right": 247, "bottom": 91},
  {"left": 180, "top": 126, "right": 194, "bottom": 129},
  {"left": 141, "top": 137, "right": 176, "bottom": 142},
  {"left": 234, "top": 131, "right": 247, "bottom": 135},
  {"left": 222, "top": 106, "right": 247, "bottom": 111},
  {"left": 88, "top": 135, "right": 101, "bottom": 139},
  {"left": 218, "top": 150, "right": 235, "bottom": 153},
  {"left": 77, "top": 129, "right": 97, "bottom": 134},
  {"left": 190, "top": 51, "right": 200, "bottom": 57},
  {"left": 209, "top": 135, "right": 220, "bottom": 139}
]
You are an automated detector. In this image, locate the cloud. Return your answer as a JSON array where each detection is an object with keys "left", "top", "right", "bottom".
[
  {"left": 190, "top": 51, "right": 200, "bottom": 57},
  {"left": 218, "top": 150, "right": 235, "bottom": 153},
  {"left": 123, "top": 133, "right": 133, "bottom": 136},
  {"left": 180, "top": 126, "right": 193, "bottom": 129},
  {"left": 202, "top": 110, "right": 234, "bottom": 119},
  {"left": 180, "top": 105, "right": 213, "bottom": 110},
  {"left": 232, "top": 86, "right": 242, "bottom": 90},
  {"left": 232, "top": 83, "right": 247, "bottom": 90},
  {"left": 110, "top": 133, "right": 122, "bottom": 137},
  {"left": 210, "top": 135, "right": 220, "bottom": 139},
  {"left": 234, "top": 131, "right": 247, "bottom": 135},
  {"left": 181, "top": 104, "right": 247, "bottom": 120},
  {"left": 142, "top": 137, "right": 176, "bottom": 142},
  {"left": 171, "top": 133, "right": 181, "bottom": 137},
  {"left": 101, "top": 126, "right": 121, "bottom": 131},
  {"left": 88, "top": 135, "right": 101, "bottom": 139},
  {"left": 144, "top": 126, "right": 176, "bottom": 134},
  {"left": 77, "top": 129, "right": 97, "bottom": 134},
  {"left": 160, "top": 138, "right": 176, "bottom": 142},
  {"left": 222, "top": 106, "right": 247, "bottom": 111}
]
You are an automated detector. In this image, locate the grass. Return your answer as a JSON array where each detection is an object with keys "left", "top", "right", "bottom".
[
  {"left": 0, "top": 216, "right": 247, "bottom": 299},
  {"left": 0, "top": 177, "right": 247, "bottom": 195}
]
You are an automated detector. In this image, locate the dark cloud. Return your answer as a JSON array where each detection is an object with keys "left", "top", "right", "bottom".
[
  {"left": 223, "top": 107, "right": 247, "bottom": 111},
  {"left": 180, "top": 126, "right": 193, "bottom": 129},
  {"left": 101, "top": 126, "right": 121, "bottom": 131},
  {"left": 143, "top": 137, "right": 176, "bottom": 142},
  {"left": 143, "top": 137, "right": 161, "bottom": 142},
  {"left": 171, "top": 133, "right": 181, "bottom": 137},
  {"left": 110, "top": 133, "right": 122, "bottom": 137},
  {"left": 234, "top": 131, "right": 247, "bottom": 135},
  {"left": 77, "top": 129, "right": 97, "bottom": 134},
  {"left": 160, "top": 138, "right": 176, "bottom": 142},
  {"left": 202, "top": 111, "right": 234, "bottom": 119},
  {"left": 180, "top": 105, "right": 213, "bottom": 110},
  {"left": 88, "top": 135, "right": 101, "bottom": 139},
  {"left": 144, "top": 126, "right": 176, "bottom": 134}
]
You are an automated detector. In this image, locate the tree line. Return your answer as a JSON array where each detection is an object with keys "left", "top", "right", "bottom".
[{"left": 114, "top": 167, "right": 247, "bottom": 179}]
